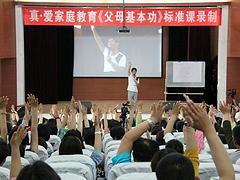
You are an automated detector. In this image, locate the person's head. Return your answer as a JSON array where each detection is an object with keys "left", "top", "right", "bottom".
[
  {"left": 46, "top": 119, "right": 58, "bottom": 135},
  {"left": 160, "top": 119, "right": 168, "bottom": 129},
  {"left": 59, "top": 136, "right": 83, "bottom": 155},
  {"left": 83, "top": 127, "right": 95, "bottom": 146},
  {"left": 176, "top": 121, "right": 184, "bottom": 132},
  {"left": 166, "top": 139, "right": 184, "bottom": 154},
  {"left": 110, "top": 126, "right": 125, "bottom": 140},
  {"left": 151, "top": 148, "right": 176, "bottom": 172},
  {"left": 131, "top": 68, "right": 137, "bottom": 75},
  {"left": 151, "top": 125, "right": 163, "bottom": 135},
  {"left": 38, "top": 124, "right": 50, "bottom": 141},
  {"left": 0, "top": 138, "right": 9, "bottom": 166},
  {"left": 38, "top": 137, "right": 48, "bottom": 150},
  {"left": 64, "top": 129, "right": 85, "bottom": 149},
  {"left": 17, "top": 161, "right": 61, "bottom": 180},
  {"left": 233, "top": 125, "right": 240, "bottom": 148},
  {"left": 107, "top": 38, "right": 119, "bottom": 51},
  {"left": 108, "top": 120, "right": 121, "bottom": 130},
  {"left": 132, "top": 138, "right": 159, "bottom": 162},
  {"left": 155, "top": 153, "right": 194, "bottom": 180}
]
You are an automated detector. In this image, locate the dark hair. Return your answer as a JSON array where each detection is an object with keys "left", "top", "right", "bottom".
[
  {"left": 17, "top": 161, "right": 61, "bottom": 180},
  {"left": 132, "top": 138, "right": 159, "bottom": 162},
  {"left": 108, "top": 120, "right": 121, "bottom": 130},
  {"left": 151, "top": 125, "right": 162, "bottom": 135},
  {"left": 176, "top": 121, "right": 184, "bottom": 132},
  {"left": 166, "top": 139, "right": 184, "bottom": 154},
  {"left": 46, "top": 119, "right": 58, "bottom": 135},
  {"left": 156, "top": 130, "right": 166, "bottom": 145},
  {"left": 38, "top": 137, "right": 48, "bottom": 150},
  {"left": 59, "top": 136, "right": 83, "bottom": 155},
  {"left": 131, "top": 67, "right": 137, "bottom": 72},
  {"left": 83, "top": 127, "right": 95, "bottom": 146},
  {"left": 173, "top": 119, "right": 181, "bottom": 130},
  {"left": 160, "top": 119, "right": 168, "bottom": 129},
  {"left": 233, "top": 125, "right": 240, "bottom": 146},
  {"left": 0, "top": 138, "right": 9, "bottom": 165},
  {"left": 151, "top": 148, "right": 176, "bottom": 172},
  {"left": 110, "top": 126, "right": 125, "bottom": 140},
  {"left": 156, "top": 153, "right": 194, "bottom": 180},
  {"left": 64, "top": 129, "right": 85, "bottom": 149},
  {"left": 38, "top": 124, "right": 50, "bottom": 141}
]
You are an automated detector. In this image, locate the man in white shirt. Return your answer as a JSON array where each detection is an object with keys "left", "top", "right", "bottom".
[
  {"left": 91, "top": 26, "right": 126, "bottom": 73},
  {"left": 127, "top": 63, "right": 139, "bottom": 107}
]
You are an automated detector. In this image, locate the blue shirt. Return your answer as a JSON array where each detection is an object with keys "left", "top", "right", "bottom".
[{"left": 112, "top": 152, "right": 131, "bottom": 165}]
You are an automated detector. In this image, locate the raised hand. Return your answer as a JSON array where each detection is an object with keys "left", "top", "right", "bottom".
[
  {"left": 91, "top": 103, "right": 98, "bottom": 114},
  {"left": 11, "top": 126, "right": 28, "bottom": 147},
  {"left": 27, "top": 94, "right": 38, "bottom": 108},
  {"left": 171, "top": 101, "right": 181, "bottom": 117},
  {"left": 150, "top": 102, "right": 165, "bottom": 123},
  {"left": 183, "top": 94, "right": 213, "bottom": 133},
  {"left": 24, "top": 103, "right": 31, "bottom": 122},
  {"left": 0, "top": 96, "right": 8, "bottom": 110},
  {"left": 219, "top": 101, "right": 231, "bottom": 115},
  {"left": 70, "top": 96, "right": 78, "bottom": 114},
  {"left": 137, "top": 101, "right": 143, "bottom": 113}
]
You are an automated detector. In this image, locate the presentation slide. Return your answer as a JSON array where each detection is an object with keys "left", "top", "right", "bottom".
[{"left": 73, "top": 26, "right": 162, "bottom": 77}]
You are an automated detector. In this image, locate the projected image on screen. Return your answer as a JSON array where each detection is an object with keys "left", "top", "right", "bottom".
[{"left": 73, "top": 26, "right": 162, "bottom": 77}]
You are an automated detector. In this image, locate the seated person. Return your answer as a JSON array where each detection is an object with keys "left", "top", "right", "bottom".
[
  {"left": 112, "top": 103, "right": 164, "bottom": 165},
  {"left": 219, "top": 101, "right": 240, "bottom": 163}
]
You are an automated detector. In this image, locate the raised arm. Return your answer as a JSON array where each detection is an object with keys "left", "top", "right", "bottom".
[
  {"left": 128, "top": 101, "right": 135, "bottom": 130},
  {"left": 68, "top": 96, "right": 78, "bottom": 130},
  {"left": 137, "top": 101, "right": 143, "bottom": 125},
  {"left": 164, "top": 102, "right": 181, "bottom": 135},
  {"left": 10, "top": 126, "right": 28, "bottom": 178},
  {"left": 28, "top": 94, "right": 39, "bottom": 154},
  {"left": 94, "top": 107, "right": 102, "bottom": 150},
  {"left": 219, "top": 101, "right": 235, "bottom": 149},
  {"left": 0, "top": 96, "right": 8, "bottom": 142},
  {"left": 91, "top": 26, "right": 105, "bottom": 52},
  {"left": 117, "top": 102, "right": 165, "bottom": 154},
  {"left": 184, "top": 95, "right": 234, "bottom": 180},
  {"left": 128, "top": 62, "right": 132, "bottom": 76},
  {"left": 183, "top": 126, "right": 199, "bottom": 178}
]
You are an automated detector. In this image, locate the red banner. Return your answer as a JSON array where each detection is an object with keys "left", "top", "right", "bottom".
[{"left": 23, "top": 7, "right": 222, "bottom": 26}]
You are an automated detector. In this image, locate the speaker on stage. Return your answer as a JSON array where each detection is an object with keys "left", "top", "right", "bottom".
[{"left": 81, "top": 101, "right": 92, "bottom": 114}]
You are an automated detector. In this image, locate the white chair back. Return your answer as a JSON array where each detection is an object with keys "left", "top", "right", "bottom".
[
  {"left": 84, "top": 144, "right": 95, "bottom": 152},
  {"left": 108, "top": 162, "right": 152, "bottom": 180},
  {"left": 106, "top": 144, "right": 120, "bottom": 155},
  {"left": 59, "top": 173, "right": 87, "bottom": 180},
  {"left": 210, "top": 174, "right": 240, "bottom": 180},
  {"left": 46, "top": 154, "right": 96, "bottom": 179},
  {"left": 0, "top": 167, "right": 10, "bottom": 180},
  {"left": 48, "top": 135, "right": 61, "bottom": 151},
  {"left": 24, "top": 150, "right": 40, "bottom": 164},
  {"left": 3, "top": 156, "right": 30, "bottom": 169},
  {"left": 50, "top": 149, "right": 93, "bottom": 157},
  {"left": 116, "top": 172, "right": 157, "bottom": 180},
  {"left": 105, "top": 140, "right": 121, "bottom": 152},
  {"left": 49, "top": 162, "right": 93, "bottom": 180},
  {"left": 26, "top": 145, "right": 48, "bottom": 161},
  {"left": 199, "top": 163, "right": 240, "bottom": 180}
]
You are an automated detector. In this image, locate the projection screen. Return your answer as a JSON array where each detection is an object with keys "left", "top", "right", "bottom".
[{"left": 73, "top": 26, "right": 162, "bottom": 77}]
